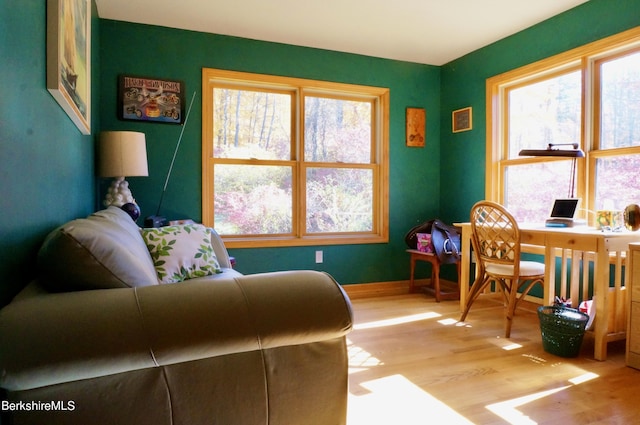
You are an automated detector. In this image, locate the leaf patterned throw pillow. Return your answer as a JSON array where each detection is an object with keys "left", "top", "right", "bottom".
[{"left": 141, "top": 224, "right": 222, "bottom": 283}]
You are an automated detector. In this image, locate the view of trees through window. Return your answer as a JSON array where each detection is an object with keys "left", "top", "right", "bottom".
[
  {"left": 505, "top": 70, "right": 581, "bottom": 221},
  {"left": 595, "top": 50, "right": 640, "bottom": 212},
  {"left": 496, "top": 43, "right": 640, "bottom": 223},
  {"left": 600, "top": 52, "right": 640, "bottom": 150},
  {"left": 213, "top": 88, "right": 292, "bottom": 160},
  {"left": 212, "top": 88, "right": 293, "bottom": 235},
  {"left": 304, "top": 96, "right": 373, "bottom": 233},
  {"left": 202, "top": 70, "right": 388, "bottom": 245}
]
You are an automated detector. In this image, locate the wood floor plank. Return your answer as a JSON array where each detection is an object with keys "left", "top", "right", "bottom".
[{"left": 346, "top": 293, "right": 640, "bottom": 424}]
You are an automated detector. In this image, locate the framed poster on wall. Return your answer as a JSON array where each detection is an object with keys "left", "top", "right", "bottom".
[
  {"left": 452, "top": 107, "right": 472, "bottom": 133},
  {"left": 47, "top": 0, "right": 91, "bottom": 135},
  {"left": 118, "top": 75, "right": 186, "bottom": 124},
  {"left": 406, "top": 107, "right": 426, "bottom": 147}
]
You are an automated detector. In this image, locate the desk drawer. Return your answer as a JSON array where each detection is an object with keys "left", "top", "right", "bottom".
[
  {"left": 629, "top": 303, "right": 640, "bottom": 355},
  {"left": 546, "top": 233, "right": 598, "bottom": 251}
]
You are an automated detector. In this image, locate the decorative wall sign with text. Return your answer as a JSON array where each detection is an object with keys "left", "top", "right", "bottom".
[{"left": 118, "top": 75, "right": 185, "bottom": 124}]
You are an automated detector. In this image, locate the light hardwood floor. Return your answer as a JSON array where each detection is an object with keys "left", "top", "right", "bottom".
[{"left": 346, "top": 292, "right": 640, "bottom": 425}]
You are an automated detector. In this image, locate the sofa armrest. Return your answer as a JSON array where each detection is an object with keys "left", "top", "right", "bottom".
[
  {"left": 0, "top": 270, "right": 352, "bottom": 391},
  {"left": 209, "top": 228, "right": 233, "bottom": 269}
]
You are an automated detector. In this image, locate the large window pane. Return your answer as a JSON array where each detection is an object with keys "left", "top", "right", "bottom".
[
  {"left": 213, "top": 88, "right": 291, "bottom": 160},
  {"left": 505, "top": 161, "right": 577, "bottom": 222},
  {"left": 306, "top": 168, "right": 373, "bottom": 233},
  {"left": 595, "top": 155, "right": 640, "bottom": 210},
  {"left": 304, "top": 96, "right": 371, "bottom": 163},
  {"left": 508, "top": 71, "right": 581, "bottom": 159},
  {"left": 203, "top": 68, "right": 389, "bottom": 246},
  {"left": 488, "top": 32, "right": 640, "bottom": 229},
  {"left": 214, "top": 164, "right": 292, "bottom": 235},
  {"left": 600, "top": 51, "right": 640, "bottom": 149}
]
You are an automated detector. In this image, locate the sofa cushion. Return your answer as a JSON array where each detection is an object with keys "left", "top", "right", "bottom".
[
  {"left": 38, "top": 207, "right": 159, "bottom": 292},
  {"left": 141, "top": 224, "right": 222, "bottom": 284}
]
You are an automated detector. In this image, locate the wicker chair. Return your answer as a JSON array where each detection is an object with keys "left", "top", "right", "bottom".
[{"left": 460, "top": 201, "right": 544, "bottom": 338}]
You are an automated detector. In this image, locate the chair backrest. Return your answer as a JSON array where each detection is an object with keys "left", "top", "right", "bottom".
[{"left": 470, "top": 201, "right": 521, "bottom": 269}]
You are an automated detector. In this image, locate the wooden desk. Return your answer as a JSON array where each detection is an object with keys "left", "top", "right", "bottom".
[
  {"left": 456, "top": 222, "right": 640, "bottom": 360},
  {"left": 627, "top": 243, "right": 640, "bottom": 369}
]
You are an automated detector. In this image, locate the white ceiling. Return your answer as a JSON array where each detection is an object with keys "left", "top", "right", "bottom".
[{"left": 95, "top": 0, "right": 589, "bottom": 66}]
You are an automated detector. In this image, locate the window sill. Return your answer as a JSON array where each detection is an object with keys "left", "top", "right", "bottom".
[{"left": 222, "top": 234, "right": 389, "bottom": 248}]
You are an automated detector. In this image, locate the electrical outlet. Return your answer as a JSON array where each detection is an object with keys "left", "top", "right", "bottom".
[{"left": 315, "top": 250, "right": 323, "bottom": 263}]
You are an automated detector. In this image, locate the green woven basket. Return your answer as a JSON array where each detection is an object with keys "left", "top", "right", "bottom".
[{"left": 537, "top": 305, "right": 589, "bottom": 358}]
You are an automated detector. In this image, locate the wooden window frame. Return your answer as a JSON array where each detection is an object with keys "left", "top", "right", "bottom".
[
  {"left": 486, "top": 27, "right": 640, "bottom": 221},
  {"left": 202, "top": 68, "right": 390, "bottom": 248}
]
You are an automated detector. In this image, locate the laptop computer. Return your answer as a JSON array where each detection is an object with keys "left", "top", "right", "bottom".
[{"left": 545, "top": 198, "right": 580, "bottom": 227}]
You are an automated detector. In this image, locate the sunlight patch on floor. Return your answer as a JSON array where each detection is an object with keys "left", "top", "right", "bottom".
[
  {"left": 353, "top": 312, "right": 441, "bottom": 330},
  {"left": 486, "top": 385, "right": 570, "bottom": 425},
  {"left": 347, "top": 374, "right": 474, "bottom": 425},
  {"left": 485, "top": 371, "right": 600, "bottom": 424},
  {"left": 521, "top": 353, "right": 547, "bottom": 364},
  {"left": 501, "top": 342, "right": 523, "bottom": 351},
  {"left": 347, "top": 338, "right": 383, "bottom": 374},
  {"left": 485, "top": 336, "right": 524, "bottom": 351},
  {"left": 568, "top": 372, "right": 598, "bottom": 385}
]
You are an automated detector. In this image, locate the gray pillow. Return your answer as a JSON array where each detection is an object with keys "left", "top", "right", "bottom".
[{"left": 38, "top": 207, "right": 159, "bottom": 292}]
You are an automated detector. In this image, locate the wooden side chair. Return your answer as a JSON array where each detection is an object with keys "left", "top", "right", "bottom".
[
  {"left": 407, "top": 249, "right": 461, "bottom": 302},
  {"left": 460, "top": 200, "right": 544, "bottom": 337}
]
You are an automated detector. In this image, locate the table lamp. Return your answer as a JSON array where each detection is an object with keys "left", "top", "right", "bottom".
[{"left": 98, "top": 131, "right": 148, "bottom": 208}]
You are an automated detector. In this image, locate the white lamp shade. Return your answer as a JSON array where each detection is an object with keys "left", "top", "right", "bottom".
[{"left": 98, "top": 131, "right": 149, "bottom": 177}]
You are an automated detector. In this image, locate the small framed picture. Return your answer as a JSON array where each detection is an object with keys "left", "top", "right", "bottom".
[
  {"left": 406, "top": 107, "right": 426, "bottom": 147},
  {"left": 118, "top": 75, "right": 185, "bottom": 124},
  {"left": 452, "top": 107, "right": 472, "bottom": 133}
]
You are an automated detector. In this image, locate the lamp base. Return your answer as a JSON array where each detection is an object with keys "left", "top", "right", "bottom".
[
  {"left": 121, "top": 203, "right": 141, "bottom": 222},
  {"left": 103, "top": 177, "right": 136, "bottom": 207}
]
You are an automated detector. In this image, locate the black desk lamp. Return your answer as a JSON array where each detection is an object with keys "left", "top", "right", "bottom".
[{"left": 519, "top": 143, "right": 585, "bottom": 198}]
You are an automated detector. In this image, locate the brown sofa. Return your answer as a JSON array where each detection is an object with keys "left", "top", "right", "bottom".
[{"left": 0, "top": 207, "right": 353, "bottom": 425}]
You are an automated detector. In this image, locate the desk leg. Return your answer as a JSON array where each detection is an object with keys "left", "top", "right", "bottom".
[
  {"left": 594, "top": 244, "right": 610, "bottom": 361},
  {"left": 570, "top": 250, "right": 582, "bottom": 308},
  {"left": 544, "top": 245, "right": 556, "bottom": 306},
  {"left": 459, "top": 226, "right": 472, "bottom": 313}
]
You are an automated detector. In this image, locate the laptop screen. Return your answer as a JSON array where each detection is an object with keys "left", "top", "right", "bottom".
[{"left": 550, "top": 199, "right": 579, "bottom": 218}]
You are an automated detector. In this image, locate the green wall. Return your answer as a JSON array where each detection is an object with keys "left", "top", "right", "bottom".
[
  {"left": 439, "top": 0, "right": 640, "bottom": 222},
  {"left": 0, "top": 1, "right": 99, "bottom": 306},
  {"left": 2, "top": 0, "right": 639, "bottom": 307},
  {"left": 98, "top": 21, "right": 442, "bottom": 285}
]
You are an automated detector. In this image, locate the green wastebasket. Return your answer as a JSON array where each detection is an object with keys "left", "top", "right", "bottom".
[{"left": 537, "top": 305, "right": 589, "bottom": 358}]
